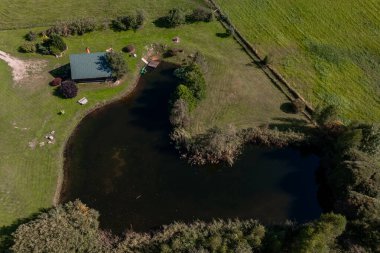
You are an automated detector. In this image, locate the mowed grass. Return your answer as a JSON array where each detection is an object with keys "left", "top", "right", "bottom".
[
  {"left": 0, "top": 9, "right": 302, "bottom": 226},
  {"left": 216, "top": 0, "right": 380, "bottom": 122}
]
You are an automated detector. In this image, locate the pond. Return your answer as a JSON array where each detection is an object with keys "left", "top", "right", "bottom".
[{"left": 61, "top": 62, "right": 321, "bottom": 234}]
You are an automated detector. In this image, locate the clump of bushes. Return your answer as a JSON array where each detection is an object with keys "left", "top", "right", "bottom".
[
  {"left": 174, "top": 62, "right": 206, "bottom": 101},
  {"left": 188, "top": 7, "right": 214, "bottom": 22},
  {"left": 111, "top": 10, "right": 146, "bottom": 31},
  {"left": 50, "top": 77, "right": 62, "bottom": 86},
  {"left": 47, "top": 34, "right": 67, "bottom": 56},
  {"left": 59, "top": 80, "right": 78, "bottom": 98},
  {"left": 105, "top": 52, "right": 128, "bottom": 79},
  {"left": 46, "top": 18, "right": 97, "bottom": 37},
  {"left": 292, "top": 98, "right": 306, "bottom": 114},
  {"left": 19, "top": 42, "right": 36, "bottom": 53},
  {"left": 167, "top": 8, "right": 187, "bottom": 27}
]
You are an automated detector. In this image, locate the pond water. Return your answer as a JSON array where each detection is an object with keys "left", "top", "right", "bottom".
[{"left": 61, "top": 63, "right": 321, "bottom": 234}]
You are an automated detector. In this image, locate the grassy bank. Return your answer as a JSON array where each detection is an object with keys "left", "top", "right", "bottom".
[
  {"left": 215, "top": 0, "right": 380, "bottom": 122},
  {"left": 0, "top": 8, "right": 304, "bottom": 226}
]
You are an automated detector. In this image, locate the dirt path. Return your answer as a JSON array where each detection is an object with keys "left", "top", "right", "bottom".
[{"left": 0, "top": 50, "right": 46, "bottom": 84}]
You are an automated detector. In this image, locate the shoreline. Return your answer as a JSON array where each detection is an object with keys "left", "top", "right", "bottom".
[{"left": 53, "top": 71, "right": 142, "bottom": 206}]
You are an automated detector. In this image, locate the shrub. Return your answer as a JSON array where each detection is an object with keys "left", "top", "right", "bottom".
[
  {"left": 50, "top": 77, "right": 62, "bottom": 86},
  {"left": 170, "top": 99, "right": 190, "bottom": 128},
  {"left": 111, "top": 10, "right": 146, "bottom": 31},
  {"left": 25, "top": 31, "right": 37, "bottom": 41},
  {"left": 167, "top": 8, "right": 186, "bottom": 27},
  {"left": 174, "top": 85, "right": 197, "bottom": 111},
  {"left": 106, "top": 52, "right": 128, "bottom": 79},
  {"left": 292, "top": 98, "right": 306, "bottom": 113},
  {"left": 174, "top": 63, "right": 206, "bottom": 100},
  {"left": 36, "top": 43, "right": 50, "bottom": 55},
  {"left": 312, "top": 104, "right": 339, "bottom": 127},
  {"left": 59, "top": 80, "right": 78, "bottom": 98},
  {"left": 189, "top": 7, "right": 214, "bottom": 22},
  {"left": 261, "top": 55, "right": 272, "bottom": 66},
  {"left": 48, "top": 34, "right": 67, "bottom": 53},
  {"left": 19, "top": 42, "right": 36, "bottom": 53}
]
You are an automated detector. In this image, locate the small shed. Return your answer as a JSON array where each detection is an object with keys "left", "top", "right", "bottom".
[
  {"left": 70, "top": 52, "right": 112, "bottom": 82},
  {"left": 148, "top": 61, "right": 160, "bottom": 68}
]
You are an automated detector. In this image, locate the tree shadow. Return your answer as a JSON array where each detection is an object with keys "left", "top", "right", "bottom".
[
  {"left": 0, "top": 208, "right": 48, "bottom": 251},
  {"left": 96, "top": 55, "right": 112, "bottom": 73},
  {"left": 268, "top": 117, "right": 311, "bottom": 132},
  {"left": 153, "top": 17, "right": 170, "bottom": 28},
  {"left": 280, "top": 102, "right": 296, "bottom": 114},
  {"left": 49, "top": 63, "right": 71, "bottom": 79}
]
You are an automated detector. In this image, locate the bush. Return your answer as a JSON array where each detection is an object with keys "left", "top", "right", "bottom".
[
  {"left": 111, "top": 10, "right": 146, "bottom": 31},
  {"left": 25, "top": 31, "right": 37, "bottom": 41},
  {"left": 174, "top": 85, "right": 197, "bottom": 111},
  {"left": 48, "top": 34, "right": 67, "bottom": 53},
  {"left": 105, "top": 52, "right": 127, "bottom": 79},
  {"left": 167, "top": 8, "right": 186, "bottom": 27},
  {"left": 170, "top": 99, "right": 190, "bottom": 128},
  {"left": 50, "top": 77, "right": 62, "bottom": 86},
  {"left": 292, "top": 98, "right": 305, "bottom": 113},
  {"left": 174, "top": 63, "right": 206, "bottom": 100},
  {"left": 59, "top": 80, "right": 78, "bottom": 98},
  {"left": 19, "top": 42, "right": 36, "bottom": 53},
  {"left": 189, "top": 7, "right": 213, "bottom": 22}
]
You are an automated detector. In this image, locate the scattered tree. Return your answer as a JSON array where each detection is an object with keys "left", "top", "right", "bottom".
[
  {"left": 25, "top": 31, "right": 37, "bottom": 41},
  {"left": 189, "top": 7, "right": 214, "bottom": 22}
]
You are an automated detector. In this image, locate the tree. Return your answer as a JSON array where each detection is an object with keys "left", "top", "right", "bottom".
[
  {"left": 291, "top": 213, "right": 346, "bottom": 253},
  {"left": 11, "top": 200, "right": 103, "bottom": 253},
  {"left": 167, "top": 8, "right": 186, "bottom": 27},
  {"left": 47, "top": 34, "right": 67, "bottom": 55},
  {"left": 174, "top": 84, "right": 197, "bottom": 111},
  {"left": 106, "top": 52, "right": 128, "bottom": 79},
  {"left": 59, "top": 80, "right": 78, "bottom": 98},
  {"left": 357, "top": 124, "right": 380, "bottom": 155}
]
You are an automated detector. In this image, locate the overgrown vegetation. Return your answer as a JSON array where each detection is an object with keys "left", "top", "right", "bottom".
[
  {"left": 45, "top": 18, "right": 97, "bottom": 37},
  {"left": 8, "top": 200, "right": 347, "bottom": 253},
  {"left": 111, "top": 10, "right": 146, "bottom": 31}
]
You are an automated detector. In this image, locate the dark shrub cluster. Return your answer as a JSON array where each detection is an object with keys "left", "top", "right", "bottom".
[
  {"left": 111, "top": 10, "right": 146, "bottom": 31},
  {"left": 188, "top": 7, "right": 214, "bottom": 22},
  {"left": 164, "top": 6, "right": 213, "bottom": 28},
  {"left": 105, "top": 52, "right": 128, "bottom": 79},
  {"left": 46, "top": 18, "right": 97, "bottom": 37},
  {"left": 174, "top": 62, "right": 206, "bottom": 103},
  {"left": 59, "top": 80, "right": 78, "bottom": 98}
]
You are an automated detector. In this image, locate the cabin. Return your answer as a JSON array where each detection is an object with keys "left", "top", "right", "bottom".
[{"left": 70, "top": 52, "right": 112, "bottom": 82}]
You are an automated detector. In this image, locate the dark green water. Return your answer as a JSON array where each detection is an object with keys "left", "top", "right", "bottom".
[{"left": 61, "top": 63, "right": 321, "bottom": 234}]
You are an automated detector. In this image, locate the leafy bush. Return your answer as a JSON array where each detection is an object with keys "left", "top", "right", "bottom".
[
  {"left": 189, "top": 7, "right": 214, "bottom": 22},
  {"left": 174, "top": 63, "right": 206, "bottom": 100},
  {"left": 105, "top": 52, "right": 127, "bottom": 79},
  {"left": 167, "top": 8, "right": 186, "bottom": 27},
  {"left": 19, "top": 42, "right": 36, "bottom": 53},
  {"left": 48, "top": 34, "right": 67, "bottom": 53},
  {"left": 59, "top": 80, "right": 78, "bottom": 98},
  {"left": 312, "top": 104, "right": 339, "bottom": 127},
  {"left": 174, "top": 85, "right": 197, "bottom": 111},
  {"left": 50, "top": 77, "right": 62, "bottom": 86},
  {"left": 111, "top": 10, "right": 146, "bottom": 31},
  {"left": 25, "top": 31, "right": 37, "bottom": 41},
  {"left": 292, "top": 98, "right": 305, "bottom": 113}
]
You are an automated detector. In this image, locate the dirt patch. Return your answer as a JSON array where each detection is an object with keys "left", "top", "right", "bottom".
[{"left": 0, "top": 50, "right": 47, "bottom": 85}]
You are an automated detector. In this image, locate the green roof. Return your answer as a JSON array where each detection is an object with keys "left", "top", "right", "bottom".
[{"left": 70, "top": 52, "right": 112, "bottom": 80}]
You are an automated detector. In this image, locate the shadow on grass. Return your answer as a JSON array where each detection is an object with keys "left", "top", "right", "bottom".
[
  {"left": 280, "top": 102, "right": 296, "bottom": 114},
  {"left": 268, "top": 117, "right": 310, "bottom": 132},
  {"left": 153, "top": 17, "right": 171, "bottom": 28},
  {"left": 49, "top": 63, "right": 71, "bottom": 79},
  {"left": 216, "top": 32, "right": 230, "bottom": 38},
  {"left": 0, "top": 208, "right": 48, "bottom": 251}
]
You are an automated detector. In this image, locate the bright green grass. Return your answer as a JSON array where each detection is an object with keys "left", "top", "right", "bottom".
[
  {"left": 216, "top": 0, "right": 380, "bottom": 122},
  {"left": 0, "top": 0, "right": 204, "bottom": 30},
  {"left": 0, "top": 16, "right": 303, "bottom": 227}
]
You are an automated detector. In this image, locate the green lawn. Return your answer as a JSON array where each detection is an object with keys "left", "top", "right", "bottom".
[
  {"left": 216, "top": 0, "right": 380, "bottom": 122},
  {"left": 0, "top": 6, "right": 303, "bottom": 226}
]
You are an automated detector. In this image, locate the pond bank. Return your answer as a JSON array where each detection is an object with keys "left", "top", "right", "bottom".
[{"left": 60, "top": 62, "right": 321, "bottom": 234}]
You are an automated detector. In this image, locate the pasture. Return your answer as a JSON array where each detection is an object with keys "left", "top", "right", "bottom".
[
  {"left": 0, "top": 12, "right": 301, "bottom": 226},
  {"left": 216, "top": 0, "right": 380, "bottom": 122}
]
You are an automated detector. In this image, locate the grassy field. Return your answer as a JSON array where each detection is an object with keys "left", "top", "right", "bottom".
[
  {"left": 216, "top": 0, "right": 380, "bottom": 122},
  {"left": 0, "top": 3, "right": 303, "bottom": 227}
]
